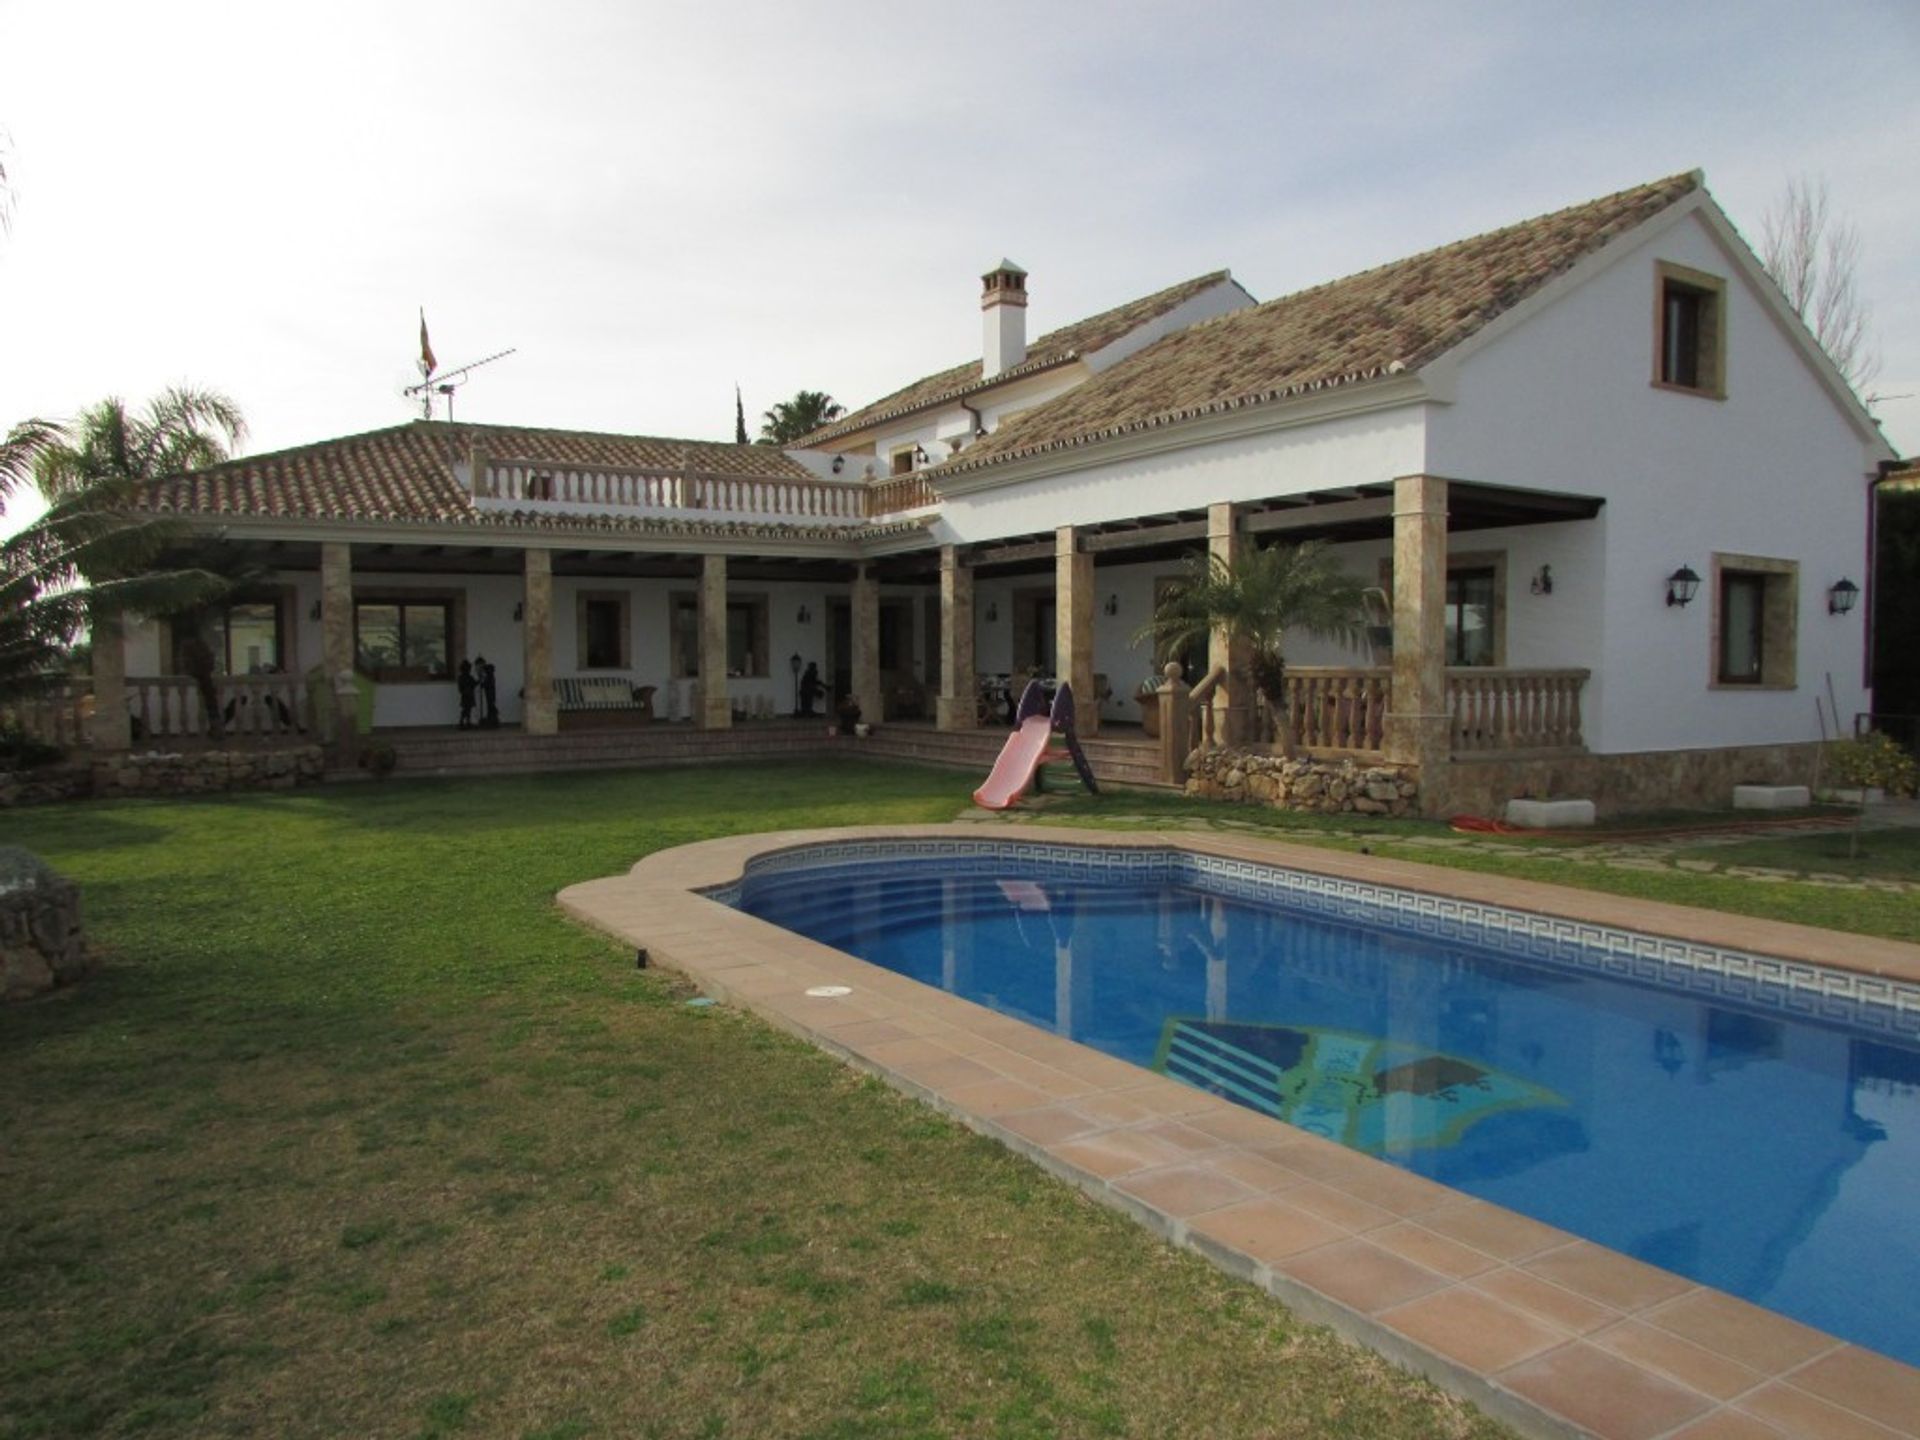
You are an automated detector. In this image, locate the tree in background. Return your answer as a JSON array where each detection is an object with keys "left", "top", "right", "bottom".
[
  {"left": 1, "top": 388, "right": 245, "bottom": 704},
  {"left": 1759, "top": 176, "right": 1880, "bottom": 400},
  {"left": 757, "top": 390, "right": 842, "bottom": 446},
  {"left": 734, "top": 385, "right": 749, "bottom": 445},
  {"left": 1139, "top": 540, "right": 1371, "bottom": 757}
]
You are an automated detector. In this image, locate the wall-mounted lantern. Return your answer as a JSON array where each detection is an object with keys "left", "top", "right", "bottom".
[
  {"left": 512, "top": 601, "right": 524, "bottom": 623},
  {"left": 1530, "top": 565, "right": 1553, "bottom": 596},
  {"left": 830, "top": 455, "right": 845, "bottom": 475},
  {"left": 1665, "top": 565, "right": 1701, "bottom": 608},
  {"left": 1103, "top": 594, "right": 1119, "bottom": 617},
  {"left": 984, "top": 601, "right": 999, "bottom": 623},
  {"left": 1828, "top": 578, "right": 1860, "bottom": 615},
  {"left": 796, "top": 604, "right": 812, "bottom": 624}
]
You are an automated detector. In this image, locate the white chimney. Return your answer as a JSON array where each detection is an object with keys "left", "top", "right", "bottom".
[{"left": 981, "top": 259, "right": 1029, "bottom": 379}]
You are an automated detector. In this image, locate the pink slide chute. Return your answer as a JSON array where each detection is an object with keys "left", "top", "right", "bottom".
[
  {"left": 971, "top": 680, "right": 1099, "bottom": 811},
  {"left": 971, "top": 715, "right": 1055, "bottom": 811}
]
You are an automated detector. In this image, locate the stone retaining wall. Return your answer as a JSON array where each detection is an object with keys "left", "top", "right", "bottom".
[
  {"left": 1444, "top": 741, "right": 1826, "bottom": 818},
  {"left": 91, "top": 746, "right": 326, "bottom": 798},
  {"left": 0, "top": 763, "right": 93, "bottom": 808},
  {"left": 0, "top": 848, "right": 90, "bottom": 1001},
  {"left": 1, "top": 745, "right": 329, "bottom": 806},
  {"left": 1185, "top": 749, "right": 1420, "bottom": 817}
]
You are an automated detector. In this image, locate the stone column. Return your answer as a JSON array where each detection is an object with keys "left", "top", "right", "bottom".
[
  {"left": 88, "top": 607, "right": 130, "bottom": 753},
  {"left": 851, "top": 565, "right": 882, "bottom": 725},
  {"left": 1383, "top": 474, "right": 1450, "bottom": 816},
  {"left": 698, "top": 553, "right": 731, "bottom": 730},
  {"left": 521, "top": 547, "right": 557, "bottom": 735},
  {"left": 1208, "top": 502, "right": 1253, "bottom": 745},
  {"left": 320, "top": 542, "right": 357, "bottom": 760},
  {"left": 1156, "top": 661, "right": 1191, "bottom": 785},
  {"left": 935, "top": 546, "right": 976, "bottom": 730},
  {"left": 1055, "top": 526, "right": 1098, "bottom": 736}
]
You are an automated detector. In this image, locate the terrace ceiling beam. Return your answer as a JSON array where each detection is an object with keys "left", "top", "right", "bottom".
[{"left": 1242, "top": 496, "right": 1394, "bottom": 535}]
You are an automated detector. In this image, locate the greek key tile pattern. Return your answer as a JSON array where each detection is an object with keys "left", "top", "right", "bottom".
[{"left": 707, "top": 839, "right": 1920, "bottom": 1039}]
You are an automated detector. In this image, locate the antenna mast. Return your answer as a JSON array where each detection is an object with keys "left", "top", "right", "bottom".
[{"left": 402, "top": 312, "right": 517, "bottom": 422}]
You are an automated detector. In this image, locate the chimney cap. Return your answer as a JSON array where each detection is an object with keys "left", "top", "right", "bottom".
[{"left": 982, "top": 258, "right": 1028, "bottom": 279}]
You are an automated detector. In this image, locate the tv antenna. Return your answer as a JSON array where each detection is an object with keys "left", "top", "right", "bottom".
[{"left": 403, "top": 344, "right": 517, "bottom": 423}]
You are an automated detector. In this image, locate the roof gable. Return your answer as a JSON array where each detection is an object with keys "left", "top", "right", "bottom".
[
  {"left": 937, "top": 172, "right": 1703, "bottom": 477},
  {"left": 798, "top": 270, "right": 1235, "bottom": 447}
]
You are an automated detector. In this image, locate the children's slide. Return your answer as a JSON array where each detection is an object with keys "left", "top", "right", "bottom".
[{"left": 972, "top": 680, "right": 1099, "bottom": 810}]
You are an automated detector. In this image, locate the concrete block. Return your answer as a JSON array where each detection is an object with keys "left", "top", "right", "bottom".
[
  {"left": 1505, "top": 798, "right": 1596, "bottom": 828},
  {"left": 1732, "top": 785, "right": 1812, "bottom": 810}
]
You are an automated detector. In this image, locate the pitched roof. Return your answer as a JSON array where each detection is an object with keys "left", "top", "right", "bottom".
[
  {"left": 797, "top": 269, "right": 1235, "bottom": 447},
  {"left": 143, "top": 420, "right": 815, "bottom": 528},
  {"left": 935, "top": 172, "right": 1702, "bottom": 478}
]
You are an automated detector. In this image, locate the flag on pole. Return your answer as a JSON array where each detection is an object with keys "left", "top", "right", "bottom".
[
  {"left": 734, "top": 384, "right": 748, "bottom": 445},
  {"left": 419, "top": 309, "right": 437, "bottom": 379}
]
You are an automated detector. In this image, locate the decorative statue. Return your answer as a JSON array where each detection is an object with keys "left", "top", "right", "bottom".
[
  {"left": 456, "top": 659, "right": 478, "bottom": 730},
  {"left": 475, "top": 654, "right": 501, "bottom": 729}
]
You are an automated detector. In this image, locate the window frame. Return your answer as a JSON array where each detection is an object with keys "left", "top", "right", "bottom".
[
  {"left": 1708, "top": 553, "right": 1798, "bottom": 691},
  {"left": 173, "top": 589, "right": 297, "bottom": 676},
  {"left": 1652, "top": 260, "right": 1728, "bottom": 399},
  {"left": 575, "top": 589, "right": 631, "bottom": 671},
  {"left": 668, "top": 591, "right": 770, "bottom": 678},
  {"left": 353, "top": 590, "right": 463, "bottom": 683},
  {"left": 1377, "top": 549, "right": 1507, "bottom": 667}
]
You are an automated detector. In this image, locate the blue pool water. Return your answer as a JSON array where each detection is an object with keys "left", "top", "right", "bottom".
[{"left": 730, "top": 844, "right": 1920, "bottom": 1367}]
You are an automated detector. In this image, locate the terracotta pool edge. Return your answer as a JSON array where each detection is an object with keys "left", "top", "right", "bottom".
[{"left": 557, "top": 822, "right": 1920, "bottom": 1440}]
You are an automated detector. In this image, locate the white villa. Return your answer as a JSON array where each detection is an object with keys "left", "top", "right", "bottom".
[{"left": 77, "top": 169, "right": 1899, "bottom": 814}]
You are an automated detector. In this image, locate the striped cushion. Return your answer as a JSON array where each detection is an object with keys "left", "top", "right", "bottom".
[{"left": 553, "top": 677, "right": 648, "bottom": 711}]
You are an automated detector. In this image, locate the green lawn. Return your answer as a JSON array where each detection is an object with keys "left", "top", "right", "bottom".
[
  {"left": 1, "top": 762, "right": 1507, "bottom": 1440},
  {"left": 1031, "top": 790, "right": 1920, "bottom": 942}
]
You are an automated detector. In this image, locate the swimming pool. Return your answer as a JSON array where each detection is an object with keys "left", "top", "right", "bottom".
[{"left": 726, "top": 840, "right": 1920, "bottom": 1369}]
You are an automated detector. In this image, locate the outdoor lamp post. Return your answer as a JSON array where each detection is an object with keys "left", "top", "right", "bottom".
[{"left": 790, "top": 653, "right": 802, "bottom": 716}]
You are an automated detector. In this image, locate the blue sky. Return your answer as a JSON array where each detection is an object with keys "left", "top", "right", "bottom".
[{"left": 1, "top": 0, "right": 1915, "bottom": 519}]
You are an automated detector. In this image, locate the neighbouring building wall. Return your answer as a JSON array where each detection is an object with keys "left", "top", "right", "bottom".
[{"left": 1425, "top": 207, "right": 1886, "bottom": 755}]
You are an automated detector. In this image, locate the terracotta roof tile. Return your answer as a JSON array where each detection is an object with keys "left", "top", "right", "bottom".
[
  {"left": 936, "top": 172, "right": 1701, "bottom": 478},
  {"left": 798, "top": 270, "right": 1236, "bottom": 447},
  {"left": 142, "top": 420, "right": 833, "bottom": 532}
]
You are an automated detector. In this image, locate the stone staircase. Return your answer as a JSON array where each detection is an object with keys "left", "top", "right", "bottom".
[
  {"left": 370, "top": 719, "right": 1174, "bottom": 789},
  {"left": 857, "top": 724, "right": 1172, "bottom": 789}
]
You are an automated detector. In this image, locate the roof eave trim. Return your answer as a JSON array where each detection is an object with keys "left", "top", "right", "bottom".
[
  {"left": 928, "top": 373, "right": 1432, "bottom": 498},
  {"left": 155, "top": 512, "right": 926, "bottom": 558}
]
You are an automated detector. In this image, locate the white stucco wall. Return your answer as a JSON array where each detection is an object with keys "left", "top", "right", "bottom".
[
  {"left": 1425, "top": 206, "right": 1885, "bottom": 754},
  {"left": 934, "top": 402, "right": 1427, "bottom": 546},
  {"left": 1082, "top": 278, "right": 1256, "bottom": 374}
]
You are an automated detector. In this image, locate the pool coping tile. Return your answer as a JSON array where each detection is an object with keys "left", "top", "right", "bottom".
[{"left": 558, "top": 821, "right": 1920, "bottom": 1440}]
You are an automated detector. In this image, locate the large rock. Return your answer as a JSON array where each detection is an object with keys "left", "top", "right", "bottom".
[{"left": 0, "top": 848, "right": 90, "bottom": 1001}]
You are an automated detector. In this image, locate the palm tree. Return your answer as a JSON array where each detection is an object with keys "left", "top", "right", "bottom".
[
  {"left": 1140, "top": 540, "right": 1371, "bottom": 756},
  {"left": 1, "top": 388, "right": 245, "bottom": 708},
  {"left": 757, "top": 390, "right": 842, "bottom": 446}
]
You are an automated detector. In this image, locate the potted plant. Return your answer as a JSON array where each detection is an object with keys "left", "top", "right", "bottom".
[
  {"left": 1136, "top": 541, "right": 1370, "bottom": 757},
  {"left": 1134, "top": 675, "right": 1163, "bottom": 738},
  {"left": 836, "top": 696, "right": 864, "bottom": 738}
]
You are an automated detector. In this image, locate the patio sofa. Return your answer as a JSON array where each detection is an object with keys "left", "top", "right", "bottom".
[{"left": 553, "top": 676, "right": 656, "bottom": 730}]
